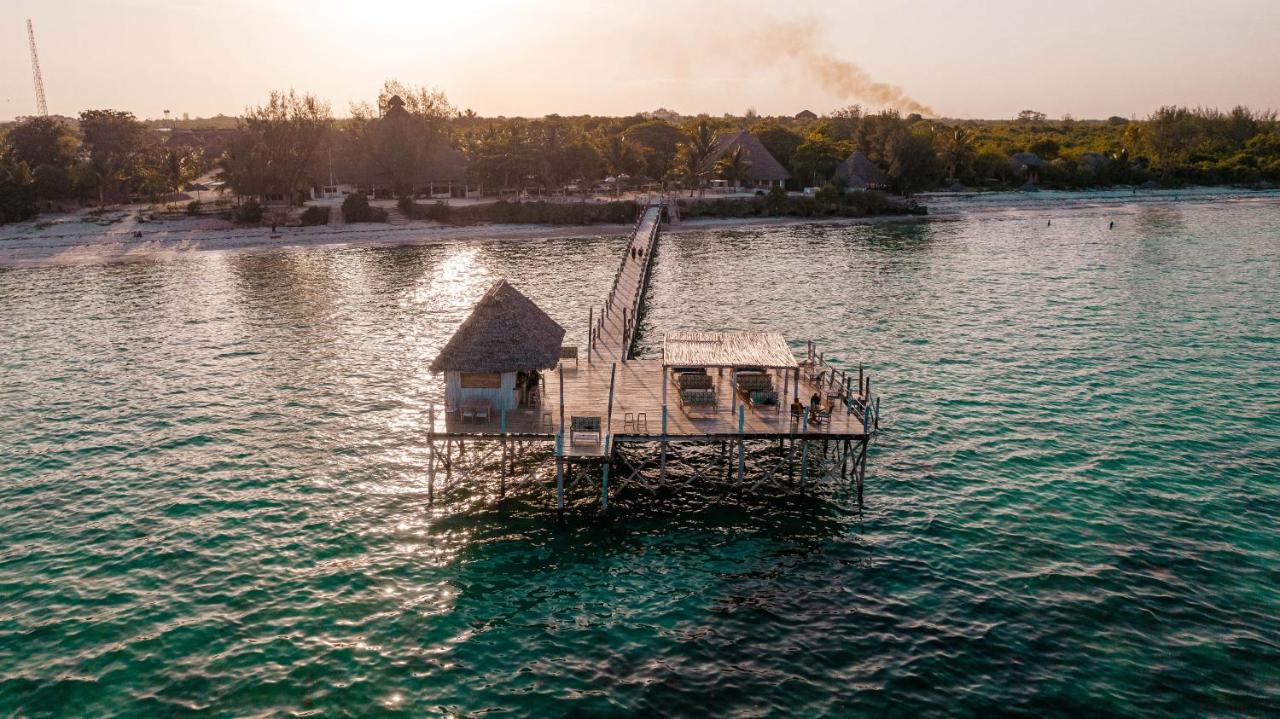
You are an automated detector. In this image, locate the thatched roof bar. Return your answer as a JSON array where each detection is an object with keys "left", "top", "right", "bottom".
[{"left": 663, "top": 331, "right": 798, "bottom": 369}]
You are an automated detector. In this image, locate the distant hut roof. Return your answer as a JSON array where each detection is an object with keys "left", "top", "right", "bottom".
[
  {"left": 423, "top": 140, "right": 469, "bottom": 183},
  {"left": 795, "top": 109, "right": 818, "bottom": 120},
  {"left": 430, "top": 280, "right": 565, "bottom": 372},
  {"left": 704, "top": 130, "right": 791, "bottom": 182},
  {"left": 833, "top": 151, "right": 888, "bottom": 189},
  {"left": 1011, "top": 152, "right": 1045, "bottom": 168}
]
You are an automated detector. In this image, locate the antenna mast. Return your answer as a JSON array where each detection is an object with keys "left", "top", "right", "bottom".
[{"left": 27, "top": 19, "right": 49, "bottom": 116}]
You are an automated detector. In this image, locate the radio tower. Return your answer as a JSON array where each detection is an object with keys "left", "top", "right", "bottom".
[{"left": 27, "top": 19, "right": 49, "bottom": 116}]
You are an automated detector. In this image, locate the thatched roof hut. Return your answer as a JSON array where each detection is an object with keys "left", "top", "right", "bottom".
[
  {"left": 431, "top": 280, "right": 565, "bottom": 373},
  {"left": 833, "top": 151, "right": 888, "bottom": 189},
  {"left": 703, "top": 130, "right": 791, "bottom": 186}
]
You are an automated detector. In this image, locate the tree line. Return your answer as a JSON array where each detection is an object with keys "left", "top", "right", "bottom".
[{"left": 3, "top": 80, "right": 1278, "bottom": 224}]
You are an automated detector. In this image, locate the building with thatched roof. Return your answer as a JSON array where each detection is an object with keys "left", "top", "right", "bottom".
[
  {"left": 1011, "top": 152, "right": 1045, "bottom": 185},
  {"left": 833, "top": 151, "right": 888, "bottom": 190},
  {"left": 318, "top": 94, "right": 475, "bottom": 200},
  {"left": 703, "top": 130, "right": 791, "bottom": 189},
  {"left": 431, "top": 279, "right": 565, "bottom": 413}
]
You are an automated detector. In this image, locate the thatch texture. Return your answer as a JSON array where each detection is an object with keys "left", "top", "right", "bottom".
[
  {"left": 431, "top": 280, "right": 565, "bottom": 372},
  {"left": 704, "top": 131, "right": 792, "bottom": 183},
  {"left": 834, "top": 151, "right": 888, "bottom": 189},
  {"left": 663, "top": 331, "right": 798, "bottom": 369}
]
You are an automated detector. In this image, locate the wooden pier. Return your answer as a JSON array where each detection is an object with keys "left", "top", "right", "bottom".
[{"left": 426, "top": 202, "right": 882, "bottom": 512}]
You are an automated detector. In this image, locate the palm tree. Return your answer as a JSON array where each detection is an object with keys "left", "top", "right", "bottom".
[
  {"left": 677, "top": 121, "right": 718, "bottom": 197},
  {"left": 937, "top": 126, "right": 974, "bottom": 182},
  {"left": 715, "top": 144, "right": 751, "bottom": 190},
  {"left": 594, "top": 132, "right": 639, "bottom": 197}
]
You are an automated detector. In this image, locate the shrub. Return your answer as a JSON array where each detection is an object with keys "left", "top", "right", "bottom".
[
  {"left": 186, "top": 200, "right": 203, "bottom": 215},
  {"left": 342, "top": 192, "right": 383, "bottom": 222},
  {"left": 300, "top": 205, "right": 329, "bottom": 226},
  {"left": 397, "top": 195, "right": 415, "bottom": 214},
  {"left": 235, "top": 199, "right": 263, "bottom": 223}
]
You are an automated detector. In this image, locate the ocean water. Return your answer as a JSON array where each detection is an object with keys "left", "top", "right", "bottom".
[{"left": 1, "top": 193, "right": 1278, "bottom": 716}]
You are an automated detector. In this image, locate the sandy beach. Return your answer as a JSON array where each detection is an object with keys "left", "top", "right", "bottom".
[{"left": 0, "top": 208, "right": 932, "bottom": 269}]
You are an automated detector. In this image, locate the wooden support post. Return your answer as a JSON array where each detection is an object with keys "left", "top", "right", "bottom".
[
  {"left": 555, "top": 432, "right": 564, "bottom": 513},
  {"left": 427, "top": 439, "right": 435, "bottom": 505},
  {"left": 588, "top": 307, "right": 593, "bottom": 358},
  {"left": 737, "top": 404, "right": 746, "bottom": 484},
  {"left": 558, "top": 363, "right": 565, "bottom": 436},
  {"left": 601, "top": 435, "right": 611, "bottom": 510},
  {"left": 859, "top": 363, "right": 864, "bottom": 399},
  {"left": 500, "top": 438, "right": 507, "bottom": 498},
  {"left": 660, "top": 370, "right": 668, "bottom": 481},
  {"left": 875, "top": 397, "right": 880, "bottom": 430},
  {"left": 427, "top": 404, "right": 436, "bottom": 504},
  {"left": 606, "top": 362, "right": 617, "bottom": 445},
  {"left": 800, "top": 409, "right": 810, "bottom": 489}
]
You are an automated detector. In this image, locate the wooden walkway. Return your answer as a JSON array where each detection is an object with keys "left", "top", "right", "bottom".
[{"left": 590, "top": 205, "right": 662, "bottom": 361}]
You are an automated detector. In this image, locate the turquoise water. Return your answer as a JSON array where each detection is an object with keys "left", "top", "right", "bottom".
[{"left": 2, "top": 194, "right": 1278, "bottom": 716}]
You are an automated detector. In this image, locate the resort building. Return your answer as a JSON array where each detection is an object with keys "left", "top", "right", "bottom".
[
  {"left": 430, "top": 280, "right": 565, "bottom": 417},
  {"left": 833, "top": 151, "right": 889, "bottom": 190},
  {"left": 703, "top": 130, "right": 791, "bottom": 189},
  {"left": 1011, "top": 152, "right": 1045, "bottom": 186},
  {"left": 325, "top": 94, "right": 476, "bottom": 199}
]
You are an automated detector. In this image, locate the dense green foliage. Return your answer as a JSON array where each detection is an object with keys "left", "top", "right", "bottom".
[
  {"left": 3, "top": 82, "right": 1278, "bottom": 225},
  {"left": 300, "top": 205, "right": 330, "bottom": 226},
  {"left": 405, "top": 199, "right": 638, "bottom": 225},
  {"left": 235, "top": 199, "right": 263, "bottom": 223}
]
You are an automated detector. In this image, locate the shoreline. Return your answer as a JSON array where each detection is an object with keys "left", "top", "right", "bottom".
[
  {"left": 5, "top": 185, "right": 1275, "bottom": 270},
  {"left": 0, "top": 212, "right": 934, "bottom": 269}
]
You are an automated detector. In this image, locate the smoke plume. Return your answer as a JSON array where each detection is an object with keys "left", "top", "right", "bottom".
[{"left": 762, "top": 21, "right": 934, "bottom": 116}]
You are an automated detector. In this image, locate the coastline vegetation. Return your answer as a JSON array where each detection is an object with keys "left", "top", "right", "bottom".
[{"left": 2, "top": 80, "right": 1278, "bottom": 225}]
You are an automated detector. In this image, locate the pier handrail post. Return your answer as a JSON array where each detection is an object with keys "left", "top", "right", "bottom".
[
  {"left": 875, "top": 396, "right": 881, "bottom": 430},
  {"left": 588, "top": 307, "right": 593, "bottom": 359},
  {"left": 559, "top": 363, "right": 565, "bottom": 436}
]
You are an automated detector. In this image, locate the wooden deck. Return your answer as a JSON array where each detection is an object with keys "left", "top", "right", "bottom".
[
  {"left": 431, "top": 358, "right": 873, "bottom": 457},
  {"left": 426, "top": 201, "right": 880, "bottom": 461}
]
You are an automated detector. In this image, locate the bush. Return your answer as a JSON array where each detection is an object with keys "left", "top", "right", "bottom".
[
  {"left": 342, "top": 192, "right": 386, "bottom": 223},
  {"left": 235, "top": 199, "right": 262, "bottom": 223},
  {"left": 397, "top": 195, "right": 415, "bottom": 214},
  {"left": 300, "top": 205, "right": 329, "bottom": 226},
  {"left": 186, "top": 200, "right": 203, "bottom": 215}
]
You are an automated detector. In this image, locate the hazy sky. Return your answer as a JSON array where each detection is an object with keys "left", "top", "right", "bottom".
[{"left": 3, "top": 0, "right": 1279, "bottom": 121}]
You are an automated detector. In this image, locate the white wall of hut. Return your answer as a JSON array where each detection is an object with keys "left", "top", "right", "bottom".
[{"left": 444, "top": 371, "right": 519, "bottom": 413}]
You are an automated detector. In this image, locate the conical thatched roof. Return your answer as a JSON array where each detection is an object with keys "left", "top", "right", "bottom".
[
  {"left": 430, "top": 280, "right": 565, "bottom": 372},
  {"left": 834, "top": 151, "right": 888, "bottom": 189},
  {"left": 703, "top": 130, "right": 791, "bottom": 182}
]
